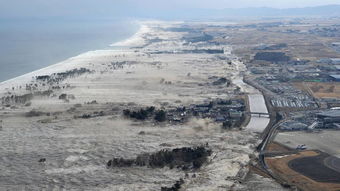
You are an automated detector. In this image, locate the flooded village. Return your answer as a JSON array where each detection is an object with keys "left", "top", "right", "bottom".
[{"left": 1, "top": 17, "right": 340, "bottom": 191}]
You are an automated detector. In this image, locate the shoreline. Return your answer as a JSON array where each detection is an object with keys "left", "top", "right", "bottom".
[{"left": 0, "top": 21, "right": 144, "bottom": 86}]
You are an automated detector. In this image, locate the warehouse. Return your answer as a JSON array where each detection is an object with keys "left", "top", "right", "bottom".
[
  {"left": 317, "top": 110, "right": 340, "bottom": 128},
  {"left": 330, "top": 74, "right": 340, "bottom": 82}
]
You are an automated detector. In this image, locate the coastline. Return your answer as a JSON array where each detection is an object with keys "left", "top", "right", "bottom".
[
  {"left": 110, "top": 23, "right": 148, "bottom": 47},
  {"left": 0, "top": 21, "right": 144, "bottom": 87}
]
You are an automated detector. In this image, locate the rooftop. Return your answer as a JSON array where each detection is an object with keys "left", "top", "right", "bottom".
[
  {"left": 330, "top": 58, "right": 340, "bottom": 64},
  {"left": 330, "top": 74, "right": 340, "bottom": 79},
  {"left": 317, "top": 110, "right": 340, "bottom": 118}
]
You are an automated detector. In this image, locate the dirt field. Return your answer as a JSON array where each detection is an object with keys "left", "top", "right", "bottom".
[
  {"left": 294, "top": 82, "right": 340, "bottom": 99},
  {"left": 265, "top": 150, "right": 340, "bottom": 191}
]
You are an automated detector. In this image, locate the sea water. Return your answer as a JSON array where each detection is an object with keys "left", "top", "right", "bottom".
[{"left": 0, "top": 19, "right": 138, "bottom": 82}]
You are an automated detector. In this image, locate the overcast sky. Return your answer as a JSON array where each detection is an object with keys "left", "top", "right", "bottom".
[{"left": 1, "top": 0, "right": 340, "bottom": 19}]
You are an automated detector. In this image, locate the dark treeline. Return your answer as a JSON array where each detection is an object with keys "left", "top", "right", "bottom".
[
  {"left": 123, "top": 106, "right": 167, "bottom": 122},
  {"left": 107, "top": 146, "right": 212, "bottom": 170},
  {"left": 36, "top": 68, "right": 92, "bottom": 84}
]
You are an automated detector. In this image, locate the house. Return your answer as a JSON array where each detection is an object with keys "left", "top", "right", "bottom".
[
  {"left": 229, "top": 110, "right": 243, "bottom": 119},
  {"left": 280, "top": 121, "right": 308, "bottom": 131},
  {"left": 215, "top": 115, "right": 226, "bottom": 122}
]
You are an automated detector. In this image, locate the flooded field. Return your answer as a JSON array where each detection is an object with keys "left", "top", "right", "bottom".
[{"left": 0, "top": 21, "right": 281, "bottom": 190}]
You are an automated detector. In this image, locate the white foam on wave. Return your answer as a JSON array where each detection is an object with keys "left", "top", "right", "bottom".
[
  {"left": 67, "top": 149, "right": 89, "bottom": 154},
  {"left": 110, "top": 24, "right": 150, "bottom": 47},
  {"left": 0, "top": 21, "right": 146, "bottom": 89},
  {"left": 65, "top": 155, "right": 89, "bottom": 162},
  {"left": 46, "top": 165, "right": 101, "bottom": 175}
]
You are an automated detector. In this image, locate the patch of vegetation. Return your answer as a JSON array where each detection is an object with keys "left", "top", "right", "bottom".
[
  {"left": 123, "top": 106, "right": 160, "bottom": 121},
  {"left": 222, "top": 121, "right": 233, "bottom": 129},
  {"left": 36, "top": 68, "right": 92, "bottom": 83},
  {"left": 254, "top": 52, "right": 290, "bottom": 62},
  {"left": 59, "top": 94, "right": 67, "bottom": 100},
  {"left": 161, "top": 178, "right": 184, "bottom": 191},
  {"left": 154, "top": 110, "right": 167, "bottom": 122},
  {"left": 107, "top": 146, "right": 212, "bottom": 170},
  {"left": 25, "top": 110, "right": 48, "bottom": 117},
  {"left": 88, "top": 100, "right": 98, "bottom": 104},
  {"left": 212, "top": 77, "right": 230, "bottom": 86},
  {"left": 1, "top": 90, "right": 53, "bottom": 105}
]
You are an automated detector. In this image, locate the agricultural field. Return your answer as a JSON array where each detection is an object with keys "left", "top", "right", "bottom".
[{"left": 294, "top": 82, "right": 340, "bottom": 99}]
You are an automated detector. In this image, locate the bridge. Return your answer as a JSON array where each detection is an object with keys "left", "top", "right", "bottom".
[{"left": 246, "top": 112, "right": 270, "bottom": 118}]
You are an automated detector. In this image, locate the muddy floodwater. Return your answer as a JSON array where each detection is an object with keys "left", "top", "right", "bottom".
[
  {"left": 231, "top": 66, "right": 270, "bottom": 133},
  {"left": 0, "top": 21, "right": 282, "bottom": 190}
]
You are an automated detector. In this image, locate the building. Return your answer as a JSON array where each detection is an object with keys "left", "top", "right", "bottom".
[
  {"left": 215, "top": 115, "right": 226, "bottom": 122},
  {"left": 330, "top": 58, "right": 340, "bottom": 65},
  {"left": 317, "top": 110, "right": 340, "bottom": 128},
  {"left": 318, "top": 58, "right": 340, "bottom": 65},
  {"left": 318, "top": 58, "right": 332, "bottom": 64},
  {"left": 229, "top": 110, "right": 243, "bottom": 119},
  {"left": 332, "top": 42, "right": 340, "bottom": 46},
  {"left": 280, "top": 121, "right": 308, "bottom": 131},
  {"left": 335, "top": 65, "right": 340, "bottom": 71},
  {"left": 317, "top": 110, "right": 340, "bottom": 119},
  {"left": 330, "top": 74, "right": 340, "bottom": 82}
]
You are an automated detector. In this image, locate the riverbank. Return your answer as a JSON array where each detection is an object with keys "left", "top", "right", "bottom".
[{"left": 229, "top": 60, "right": 270, "bottom": 133}]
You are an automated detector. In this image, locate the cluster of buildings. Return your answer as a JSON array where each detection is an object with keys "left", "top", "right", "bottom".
[
  {"left": 166, "top": 98, "right": 245, "bottom": 128},
  {"left": 308, "top": 27, "right": 340, "bottom": 37},
  {"left": 316, "top": 110, "right": 340, "bottom": 129},
  {"left": 248, "top": 45, "right": 340, "bottom": 111},
  {"left": 255, "top": 77, "right": 318, "bottom": 109},
  {"left": 279, "top": 109, "right": 340, "bottom": 131},
  {"left": 317, "top": 58, "right": 340, "bottom": 82}
]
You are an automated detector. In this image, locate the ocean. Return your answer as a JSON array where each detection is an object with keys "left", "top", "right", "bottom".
[{"left": 0, "top": 19, "right": 138, "bottom": 82}]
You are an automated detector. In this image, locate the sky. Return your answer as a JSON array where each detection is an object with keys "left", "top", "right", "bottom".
[{"left": 1, "top": 0, "right": 340, "bottom": 19}]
